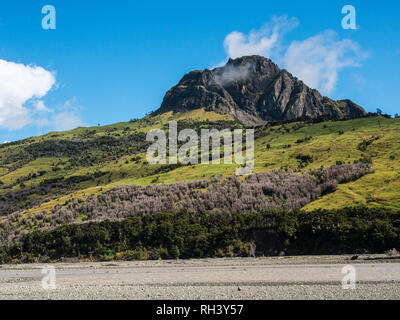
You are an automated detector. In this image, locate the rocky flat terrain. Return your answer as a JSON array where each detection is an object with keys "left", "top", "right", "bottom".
[{"left": 1, "top": 255, "right": 399, "bottom": 300}]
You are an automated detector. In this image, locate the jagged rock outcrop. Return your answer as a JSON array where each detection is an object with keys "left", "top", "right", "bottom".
[{"left": 156, "top": 55, "right": 366, "bottom": 125}]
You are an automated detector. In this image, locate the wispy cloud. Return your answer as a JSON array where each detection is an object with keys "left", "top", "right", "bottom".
[
  {"left": 37, "top": 97, "right": 86, "bottom": 131},
  {"left": 223, "top": 15, "right": 299, "bottom": 60},
  {"left": 32, "top": 100, "right": 52, "bottom": 113},
  {"left": 284, "top": 30, "right": 366, "bottom": 94},
  {"left": 213, "top": 62, "right": 253, "bottom": 86},
  {"left": 221, "top": 16, "right": 367, "bottom": 95}
]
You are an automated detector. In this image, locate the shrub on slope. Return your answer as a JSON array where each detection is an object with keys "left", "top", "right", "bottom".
[{"left": 0, "top": 163, "right": 373, "bottom": 245}]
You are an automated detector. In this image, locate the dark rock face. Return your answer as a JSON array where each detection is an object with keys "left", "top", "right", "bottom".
[{"left": 156, "top": 55, "right": 366, "bottom": 125}]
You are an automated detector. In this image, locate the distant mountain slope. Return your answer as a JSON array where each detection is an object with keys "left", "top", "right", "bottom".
[{"left": 156, "top": 55, "right": 366, "bottom": 125}]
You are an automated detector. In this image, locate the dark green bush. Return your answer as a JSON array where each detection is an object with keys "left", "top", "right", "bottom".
[{"left": 1, "top": 207, "right": 398, "bottom": 263}]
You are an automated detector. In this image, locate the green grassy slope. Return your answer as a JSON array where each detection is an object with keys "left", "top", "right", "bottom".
[{"left": 0, "top": 114, "right": 399, "bottom": 221}]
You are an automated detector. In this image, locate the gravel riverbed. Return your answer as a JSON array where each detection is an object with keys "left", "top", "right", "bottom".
[{"left": 1, "top": 255, "right": 399, "bottom": 300}]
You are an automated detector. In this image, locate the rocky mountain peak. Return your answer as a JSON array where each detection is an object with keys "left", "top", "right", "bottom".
[{"left": 156, "top": 55, "right": 366, "bottom": 125}]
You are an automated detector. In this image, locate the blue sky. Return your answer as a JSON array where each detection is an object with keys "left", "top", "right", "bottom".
[{"left": 0, "top": 0, "right": 399, "bottom": 142}]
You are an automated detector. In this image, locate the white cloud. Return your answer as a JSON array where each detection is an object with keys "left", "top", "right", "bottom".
[
  {"left": 283, "top": 31, "right": 365, "bottom": 94},
  {"left": 221, "top": 17, "right": 367, "bottom": 95},
  {"left": 223, "top": 16, "right": 299, "bottom": 59},
  {"left": 0, "top": 59, "right": 85, "bottom": 132},
  {"left": 0, "top": 59, "right": 55, "bottom": 129}
]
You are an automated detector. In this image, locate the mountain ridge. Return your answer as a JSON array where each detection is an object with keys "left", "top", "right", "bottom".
[{"left": 156, "top": 55, "right": 366, "bottom": 125}]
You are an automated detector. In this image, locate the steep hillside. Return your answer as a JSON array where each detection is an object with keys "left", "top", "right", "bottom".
[{"left": 1, "top": 111, "right": 399, "bottom": 261}]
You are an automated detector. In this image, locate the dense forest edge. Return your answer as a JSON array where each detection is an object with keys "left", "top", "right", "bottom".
[{"left": 1, "top": 206, "right": 399, "bottom": 263}]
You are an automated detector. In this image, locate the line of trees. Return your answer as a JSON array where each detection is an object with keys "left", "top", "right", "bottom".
[{"left": 1, "top": 206, "right": 398, "bottom": 263}]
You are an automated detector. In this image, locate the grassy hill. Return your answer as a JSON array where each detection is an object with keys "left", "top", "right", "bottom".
[
  {"left": 0, "top": 114, "right": 399, "bottom": 224},
  {"left": 1, "top": 113, "right": 399, "bottom": 261}
]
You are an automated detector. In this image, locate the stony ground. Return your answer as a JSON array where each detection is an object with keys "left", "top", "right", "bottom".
[{"left": 0, "top": 255, "right": 399, "bottom": 300}]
